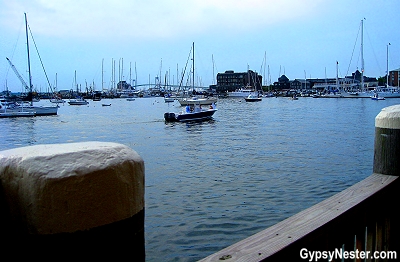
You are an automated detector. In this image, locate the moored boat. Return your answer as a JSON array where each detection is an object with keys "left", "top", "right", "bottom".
[
  {"left": 5, "top": 14, "right": 58, "bottom": 116},
  {"left": 227, "top": 88, "right": 255, "bottom": 98},
  {"left": 0, "top": 111, "right": 36, "bottom": 118},
  {"left": 50, "top": 97, "right": 65, "bottom": 104},
  {"left": 177, "top": 96, "right": 217, "bottom": 106},
  {"left": 68, "top": 97, "right": 89, "bottom": 105}
]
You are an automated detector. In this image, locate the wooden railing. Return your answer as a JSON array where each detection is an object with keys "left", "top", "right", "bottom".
[{"left": 199, "top": 105, "right": 400, "bottom": 261}]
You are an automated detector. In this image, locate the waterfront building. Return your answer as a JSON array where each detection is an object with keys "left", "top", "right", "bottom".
[
  {"left": 216, "top": 70, "right": 262, "bottom": 93},
  {"left": 273, "top": 70, "right": 378, "bottom": 92},
  {"left": 389, "top": 68, "right": 400, "bottom": 87}
]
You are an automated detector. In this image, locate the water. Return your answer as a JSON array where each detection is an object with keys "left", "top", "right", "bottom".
[{"left": 1, "top": 97, "right": 399, "bottom": 261}]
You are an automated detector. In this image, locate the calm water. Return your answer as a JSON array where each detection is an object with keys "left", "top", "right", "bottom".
[{"left": 1, "top": 96, "right": 400, "bottom": 261}]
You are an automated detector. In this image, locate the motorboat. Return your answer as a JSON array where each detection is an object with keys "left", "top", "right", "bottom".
[
  {"left": 244, "top": 94, "right": 262, "bottom": 102},
  {"left": 164, "top": 103, "right": 217, "bottom": 122},
  {"left": 371, "top": 93, "right": 385, "bottom": 100}
]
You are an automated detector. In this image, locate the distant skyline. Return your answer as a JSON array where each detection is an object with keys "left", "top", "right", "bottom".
[{"left": 1, "top": 0, "right": 399, "bottom": 93}]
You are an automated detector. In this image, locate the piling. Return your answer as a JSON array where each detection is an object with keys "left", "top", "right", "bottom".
[
  {"left": 374, "top": 104, "right": 400, "bottom": 176},
  {"left": 0, "top": 141, "right": 145, "bottom": 259}
]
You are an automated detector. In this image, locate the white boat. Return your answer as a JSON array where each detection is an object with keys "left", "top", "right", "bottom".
[
  {"left": 50, "top": 97, "right": 65, "bottom": 104},
  {"left": 0, "top": 100, "right": 36, "bottom": 118},
  {"left": 177, "top": 96, "right": 217, "bottom": 106},
  {"left": 373, "top": 86, "right": 400, "bottom": 98},
  {"left": 0, "top": 101, "right": 58, "bottom": 116},
  {"left": 68, "top": 97, "right": 89, "bottom": 105},
  {"left": 227, "top": 88, "right": 256, "bottom": 98},
  {"left": 164, "top": 94, "right": 175, "bottom": 103},
  {"left": 164, "top": 97, "right": 175, "bottom": 103},
  {"left": 244, "top": 94, "right": 262, "bottom": 102},
  {"left": 0, "top": 111, "right": 36, "bottom": 118}
]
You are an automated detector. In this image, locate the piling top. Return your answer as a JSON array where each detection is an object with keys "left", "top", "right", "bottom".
[
  {"left": 0, "top": 141, "right": 144, "bottom": 234},
  {"left": 375, "top": 104, "right": 400, "bottom": 129}
]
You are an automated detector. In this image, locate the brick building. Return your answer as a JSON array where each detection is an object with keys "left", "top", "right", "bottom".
[{"left": 216, "top": 70, "right": 262, "bottom": 93}]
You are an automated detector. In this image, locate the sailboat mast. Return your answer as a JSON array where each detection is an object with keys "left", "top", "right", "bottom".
[
  {"left": 336, "top": 61, "right": 339, "bottom": 88},
  {"left": 102, "top": 59, "right": 104, "bottom": 91},
  {"left": 212, "top": 54, "right": 215, "bottom": 86},
  {"left": 24, "top": 13, "right": 33, "bottom": 105},
  {"left": 387, "top": 43, "right": 391, "bottom": 87},
  {"left": 361, "top": 19, "right": 364, "bottom": 90},
  {"left": 192, "top": 42, "right": 195, "bottom": 91}
]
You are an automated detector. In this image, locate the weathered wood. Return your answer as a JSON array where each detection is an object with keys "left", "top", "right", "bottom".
[
  {"left": 198, "top": 174, "right": 399, "bottom": 262},
  {"left": 374, "top": 104, "right": 400, "bottom": 176}
]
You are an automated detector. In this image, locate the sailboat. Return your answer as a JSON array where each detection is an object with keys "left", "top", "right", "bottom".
[
  {"left": 176, "top": 42, "right": 217, "bottom": 106},
  {"left": 165, "top": 42, "right": 217, "bottom": 122},
  {"left": 372, "top": 43, "right": 400, "bottom": 98},
  {"left": 0, "top": 98, "right": 35, "bottom": 118},
  {"left": 2, "top": 13, "right": 58, "bottom": 116},
  {"left": 341, "top": 19, "right": 399, "bottom": 98}
]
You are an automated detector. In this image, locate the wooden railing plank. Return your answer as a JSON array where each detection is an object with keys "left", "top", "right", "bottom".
[{"left": 199, "top": 174, "right": 399, "bottom": 261}]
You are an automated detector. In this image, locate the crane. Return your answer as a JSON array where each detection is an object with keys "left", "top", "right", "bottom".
[{"left": 6, "top": 57, "right": 31, "bottom": 92}]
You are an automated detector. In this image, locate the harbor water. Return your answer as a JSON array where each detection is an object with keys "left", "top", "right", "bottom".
[{"left": 1, "top": 96, "right": 399, "bottom": 261}]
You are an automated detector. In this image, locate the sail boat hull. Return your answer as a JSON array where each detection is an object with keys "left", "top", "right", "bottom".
[
  {"left": 0, "top": 105, "right": 58, "bottom": 116},
  {"left": 177, "top": 97, "right": 217, "bottom": 106}
]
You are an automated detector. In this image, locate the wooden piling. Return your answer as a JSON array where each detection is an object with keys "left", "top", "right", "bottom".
[
  {"left": 374, "top": 104, "right": 400, "bottom": 176},
  {"left": 0, "top": 142, "right": 145, "bottom": 259}
]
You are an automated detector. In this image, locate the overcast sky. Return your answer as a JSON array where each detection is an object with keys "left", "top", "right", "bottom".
[{"left": 1, "top": 0, "right": 399, "bottom": 93}]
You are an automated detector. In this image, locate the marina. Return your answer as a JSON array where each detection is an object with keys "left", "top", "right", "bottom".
[{"left": 1, "top": 96, "right": 400, "bottom": 261}]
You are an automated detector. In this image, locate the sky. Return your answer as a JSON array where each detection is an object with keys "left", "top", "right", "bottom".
[{"left": 1, "top": 0, "right": 399, "bottom": 93}]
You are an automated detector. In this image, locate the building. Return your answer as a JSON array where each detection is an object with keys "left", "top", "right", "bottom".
[
  {"left": 273, "top": 75, "right": 290, "bottom": 90},
  {"left": 216, "top": 70, "right": 262, "bottom": 93},
  {"left": 389, "top": 68, "right": 400, "bottom": 87},
  {"left": 273, "top": 70, "right": 378, "bottom": 91}
]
